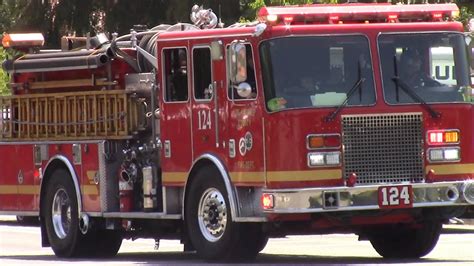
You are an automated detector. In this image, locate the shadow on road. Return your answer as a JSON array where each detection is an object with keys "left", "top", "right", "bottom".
[
  {"left": 441, "top": 227, "right": 474, "bottom": 234},
  {"left": 0, "top": 220, "right": 39, "bottom": 227},
  {"left": 0, "top": 252, "right": 471, "bottom": 265}
]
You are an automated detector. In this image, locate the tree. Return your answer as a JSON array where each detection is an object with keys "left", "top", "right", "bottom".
[{"left": 0, "top": 48, "right": 10, "bottom": 95}]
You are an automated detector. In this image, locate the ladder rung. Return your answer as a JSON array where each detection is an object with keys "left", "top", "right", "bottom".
[{"left": 0, "top": 90, "right": 143, "bottom": 141}]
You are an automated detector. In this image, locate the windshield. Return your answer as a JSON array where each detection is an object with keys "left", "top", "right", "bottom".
[
  {"left": 260, "top": 35, "right": 376, "bottom": 112},
  {"left": 379, "top": 32, "right": 470, "bottom": 104}
]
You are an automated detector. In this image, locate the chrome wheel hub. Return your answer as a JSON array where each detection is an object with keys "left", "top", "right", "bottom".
[
  {"left": 52, "top": 188, "right": 71, "bottom": 239},
  {"left": 198, "top": 188, "right": 227, "bottom": 242}
]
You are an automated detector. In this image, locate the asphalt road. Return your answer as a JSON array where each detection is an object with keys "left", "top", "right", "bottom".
[{"left": 0, "top": 215, "right": 473, "bottom": 265}]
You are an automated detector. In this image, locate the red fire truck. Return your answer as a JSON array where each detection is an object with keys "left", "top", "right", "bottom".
[{"left": 1, "top": 2, "right": 473, "bottom": 261}]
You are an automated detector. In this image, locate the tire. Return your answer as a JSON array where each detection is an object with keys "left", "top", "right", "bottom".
[
  {"left": 255, "top": 230, "right": 269, "bottom": 253},
  {"left": 43, "top": 169, "right": 84, "bottom": 257},
  {"left": 185, "top": 166, "right": 261, "bottom": 261},
  {"left": 237, "top": 223, "right": 268, "bottom": 257},
  {"left": 84, "top": 229, "right": 123, "bottom": 257},
  {"left": 369, "top": 220, "right": 442, "bottom": 259}
]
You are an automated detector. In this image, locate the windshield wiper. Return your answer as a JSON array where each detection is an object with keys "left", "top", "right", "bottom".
[
  {"left": 392, "top": 55, "right": 440, "bottom": 119},
  {"left": 325, "top": 77, "right": 365, "bottom": 122},
  {"left": 392, "top": 77, "right": 440, "bottom": 118}
]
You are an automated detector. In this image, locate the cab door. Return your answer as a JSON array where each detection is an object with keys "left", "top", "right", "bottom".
[
  {"left": 159, "top": 43, "right": 192, "bottom": 186},
  {"left": 191, "top": 45, "right": 217, "bottom": 157},
  {"left": 225, "top": 42, "right": 265, "bottom": 186}
]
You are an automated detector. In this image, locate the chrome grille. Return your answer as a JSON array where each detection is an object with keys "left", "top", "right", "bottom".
[{"left": 342, "top": 113, "right": 424, "bottom": 184}]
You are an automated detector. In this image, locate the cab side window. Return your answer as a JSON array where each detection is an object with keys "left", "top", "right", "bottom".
[
  {"left": 193, "top": 47, "right": 212, "bottom": 100},
  {"left": 163, "top": 48, "right": 188, "bottom": 102}
]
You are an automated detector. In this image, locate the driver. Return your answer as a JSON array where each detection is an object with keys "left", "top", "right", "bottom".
[
  {"left": 399, "top": 50, "right": 440, "bottom": 88},
  {"left": 284, "top": 75, "right": 319, "bottom": 108}
]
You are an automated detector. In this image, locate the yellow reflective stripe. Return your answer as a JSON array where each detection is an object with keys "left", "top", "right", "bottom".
[
  {"left": 0, "top": 185, "right": 39, "bottom": 195},
  {"left": 0, "top": 185, "right": 98, "bottom": 195},
  {"left": 267, "top": 169, "right": 342, "bottom": 182},
  {"left": 18, "top": 185, "right": 39, "bottom": 194},
  {"left": 162, "top": 172, "right": 187, "bottom": 183},
  {"left": 426, "top": 163, "right": 474, "bottom": 175},
  {"left": 82, "top": 185, "right": 99, "bottom": 195},
  {"left": 230, "top": 172, "right": 264, "bottom": 183},
  {"left": 162, "top": 170, "right": 342, "bottom": 184},
  {"left": 86, "top": 171, "right": 97, "bottom": 184},
  {"left": 0, "top": 185, "right": 18, "bottom": 194}
]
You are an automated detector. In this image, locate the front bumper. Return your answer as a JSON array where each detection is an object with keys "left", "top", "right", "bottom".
[{"left": 262, "top": 181, "right": 474, "bottom": 213}]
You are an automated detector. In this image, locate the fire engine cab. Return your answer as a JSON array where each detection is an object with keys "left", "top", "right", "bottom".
[{"left": 1, "top": 3, "right": 473, "bottom": 260}]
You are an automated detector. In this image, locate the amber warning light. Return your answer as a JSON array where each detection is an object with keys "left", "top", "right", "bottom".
[{"left": 2, "top": 33, "right": 45, "bottom": 48}]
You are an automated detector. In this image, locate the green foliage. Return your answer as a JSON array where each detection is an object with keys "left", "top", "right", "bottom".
[
  {"left": 0, "top": 48, "right": 10, "bottom": 96},
  {"left": 244, "top": 0, "right": 338, "bottom": 21},
  {"left": 458, "top": 6, "right": 474, "bottom": 31}
]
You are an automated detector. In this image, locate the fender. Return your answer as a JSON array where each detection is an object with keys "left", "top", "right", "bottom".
[
  {"left": 183, "top": 153, "right": 239, "bottom": 220},
  {"left": 40, "top": 155, "right": 82, "bottom": 216}
]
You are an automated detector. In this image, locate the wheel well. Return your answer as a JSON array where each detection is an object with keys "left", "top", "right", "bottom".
[
  {"left": 39, "top": 159, "right": 76, "bottom": 247},
  {"left": 40, "top": 160, "right": 69, "bottom": 215},
  {"left": 184, "top": 159, "right": 215, "bottom": 214},
  {"left": 183, "top": 158, "right": 238, "bottom": 221}
]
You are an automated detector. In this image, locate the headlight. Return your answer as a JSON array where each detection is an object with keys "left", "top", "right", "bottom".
[
  {"left": 308, "top": 152, "right": 340, "bottom": 167},
  {"left": 428, "top": 147, "right": 460, "bottom": 162},
  {"left": 308, "top": 153, "right": 325, "bottom": 166},
  {"left": 462, "top": 182, "right": 474, "bottom": 204}
]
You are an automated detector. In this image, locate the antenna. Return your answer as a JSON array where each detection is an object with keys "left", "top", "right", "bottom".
[{"left": 218, "top": 4, "right": 224, "bottom": 28}]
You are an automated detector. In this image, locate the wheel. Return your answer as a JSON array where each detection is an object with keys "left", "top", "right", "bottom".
[
  {"left": 185, "top": 166, "right": 261, "bottom": 261},
  {"left": 238, "top": 223, "right": 268, "bottom": 256},
  {"left": 43, "top": 168, "right": 84, "bottom": 257},
  {"left": 368, "top": 220, "right": 442, "bottom": 258},
  {"left": 97, "top": 230, "right": 122, "bottom": 257},
  {"left": 255, "top": 230, "right": 269, "bottom": 253},
  {"left": 84, "top": 229, "right": 123, "bottom": 257}
]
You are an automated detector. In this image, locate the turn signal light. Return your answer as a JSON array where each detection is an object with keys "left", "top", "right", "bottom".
[
  {"left": 307, "top": 134, "right": 341, "bottom": 149},
  {"left": 33, "top": 168, "right": 41, "bottom": 179},
  {"left": 262, "top": 194, "right": 274, "bottom": 209},
  {"left": 427, "top": 130, "right": 459, "bottom": 145},
  {"left": 308, "top": 136, "right": 324, "bottom": 149}
]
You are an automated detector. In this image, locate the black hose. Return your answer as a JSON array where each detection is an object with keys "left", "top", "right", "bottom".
[
  {"left": 107, "top": 41, "right": 140, "bottom": 73},
  {"left": 138, "top": 32, "right": 159, "bottom": 72},
  {"left": 137, "top": 25, "right": 174, "bottom": 72}
]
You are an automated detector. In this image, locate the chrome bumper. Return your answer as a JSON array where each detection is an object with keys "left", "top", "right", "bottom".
[{"left": 262, "top": 181, "right": 474, "bottom": 213}]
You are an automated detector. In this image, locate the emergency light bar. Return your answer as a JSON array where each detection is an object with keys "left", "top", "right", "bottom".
[
  {"left": 2, "top": 33, "right": 45, "bottom": 48},
  {"left": 258, "top": 3, "right": 459, "bottom": 25}
]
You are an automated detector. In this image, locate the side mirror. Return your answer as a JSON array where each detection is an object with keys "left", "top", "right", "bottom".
[
  {"left": 229, "top": 42, "right": 247, "bottom": 84},
  {"left": 235, "top": 82, "right": 252, "bottom": 98}
]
